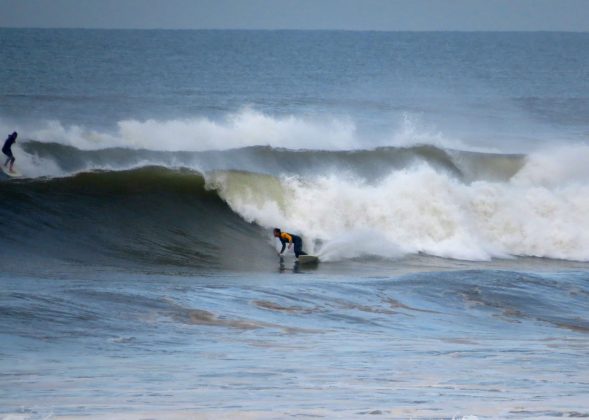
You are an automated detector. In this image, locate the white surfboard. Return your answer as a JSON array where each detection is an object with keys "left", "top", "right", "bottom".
[
  {"left": 1, "top": 166, "right": 22, "bottom": 178},
  {"left": 297, "top": 255, "right": 319, "bottom": 264}
]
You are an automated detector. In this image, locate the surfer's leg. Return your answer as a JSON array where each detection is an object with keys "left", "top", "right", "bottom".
[
  {"left": 4, "top": 150, "right": 14, "bottom": 169},
  {"left": 293, "top": 239, "right": 307, "bottom": 258}
]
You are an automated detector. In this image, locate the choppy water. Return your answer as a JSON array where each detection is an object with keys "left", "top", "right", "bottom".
[{"left": 1, "top": 29, "right": 589, "bottom": 418}]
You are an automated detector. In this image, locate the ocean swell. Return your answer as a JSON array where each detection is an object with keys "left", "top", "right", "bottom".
[{"left": 2, "top": 142, "right": 588, "bottom": 266}]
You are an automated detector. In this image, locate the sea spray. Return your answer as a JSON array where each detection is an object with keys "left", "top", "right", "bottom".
[{"left": 24, "top": 108, "right": 359, "bottom": 151}]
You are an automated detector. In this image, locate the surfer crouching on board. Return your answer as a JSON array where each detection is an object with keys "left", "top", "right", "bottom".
[
  {"left": 274, "top": 228, "right": 308, "bottom": 258},
  {"left": 2, "top": 131, "right": 17, "bottom": 173}
]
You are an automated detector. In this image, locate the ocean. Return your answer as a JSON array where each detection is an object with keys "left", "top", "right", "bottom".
[{"left": 1, "top": 29, "right": 589, "bottom": 419}]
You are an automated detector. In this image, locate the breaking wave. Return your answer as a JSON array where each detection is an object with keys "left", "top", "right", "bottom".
[{"left": 2, "top": 137, "right": 589, "bottom": 267}]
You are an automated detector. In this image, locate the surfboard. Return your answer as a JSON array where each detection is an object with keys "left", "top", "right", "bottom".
[
  {"left": 297, "top": 255, "right": 319, "bottom": 264},
  {"left": 1, "top": 166, "right": 22, "bottom": 178}
]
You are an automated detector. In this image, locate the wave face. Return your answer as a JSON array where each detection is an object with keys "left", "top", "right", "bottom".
[
  {"left": 2, "top": 140, "right": 589, "bottom": 267},
  {"left": 0, "top": 167, "right": 274, "bottom": 272}
]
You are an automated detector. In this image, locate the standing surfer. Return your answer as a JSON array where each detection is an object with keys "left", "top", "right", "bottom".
[
  {"left": 2, "top": 131, "right": 18, "bottom": 173},
  {"left": 273, "top": 228, "right": 308, "bottom": 258}
]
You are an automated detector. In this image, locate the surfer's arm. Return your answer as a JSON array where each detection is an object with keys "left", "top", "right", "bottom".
[
  {"left": 278, "top": 233, "right": 293, "bottom": 254},
  {"left": 281, "top": 233, "right": 294, "bottom": 250}
]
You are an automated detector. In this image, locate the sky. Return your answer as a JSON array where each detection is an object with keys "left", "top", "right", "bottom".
[{"left": 0, "top": 0, "right": 587, "bottom": 32}]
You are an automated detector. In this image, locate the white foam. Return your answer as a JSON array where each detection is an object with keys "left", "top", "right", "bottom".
[
  {"left": 213, "top": 152, "right": 589, "bottom": 261},
  {"left": 512, "top": 144, "right": 589, "bottom": 187}
]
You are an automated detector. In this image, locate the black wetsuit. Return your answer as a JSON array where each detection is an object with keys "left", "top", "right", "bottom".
[
  {"left": 278, "top": 232, "right": 307, "bottom": 258},
  {"left": 2, "top": 134, "right": 16, "bottom": 163}
]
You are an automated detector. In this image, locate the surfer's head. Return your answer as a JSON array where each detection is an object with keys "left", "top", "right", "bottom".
[{"left": 273, "top": 228, "right": 281, "bottom": 237}]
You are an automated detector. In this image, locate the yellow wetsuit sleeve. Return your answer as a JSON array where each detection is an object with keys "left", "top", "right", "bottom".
[{"left": 281, "top": 233, "right": 293, "bottom": 243}]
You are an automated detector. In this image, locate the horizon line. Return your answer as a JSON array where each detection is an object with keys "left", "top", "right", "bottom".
[{"left": 1, "top": 26, "right": 588, "bottom": 33}]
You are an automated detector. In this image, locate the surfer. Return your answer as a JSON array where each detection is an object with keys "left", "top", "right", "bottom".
[
  {"left": 2, "top": 131, "right": 17, "bottom": 173},
  {"left": 273, "top": 228, "right": 308, "bottom": 258}
]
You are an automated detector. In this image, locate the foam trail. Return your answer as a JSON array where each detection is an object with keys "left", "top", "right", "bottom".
[{"left": 317, "top": 230, "right": 405, "bottom": 261}]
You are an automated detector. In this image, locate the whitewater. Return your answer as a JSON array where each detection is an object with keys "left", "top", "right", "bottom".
[
  {"left": 7, "top": 114, "right": 589, "bottom": 263},
  {"left": 1, "top": 29, "right": 589, "bottom": 419}
]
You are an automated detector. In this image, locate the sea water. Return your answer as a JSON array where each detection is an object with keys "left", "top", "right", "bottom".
[{"left": 1, "top": 29, "right": 589, "bottom": 419}]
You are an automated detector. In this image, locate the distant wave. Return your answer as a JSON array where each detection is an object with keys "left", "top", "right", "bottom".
[
  {"left": 17, "top": 139, "right": 523, "bottom": 182},
  {"left": 5, "top": 107, "right": 504, "bottom": 156}
]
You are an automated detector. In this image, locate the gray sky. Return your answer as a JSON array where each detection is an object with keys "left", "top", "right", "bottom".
[{"left": 0, "top": 0, "right": 587, "bottom": 31}]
